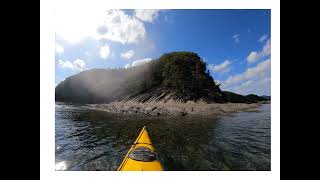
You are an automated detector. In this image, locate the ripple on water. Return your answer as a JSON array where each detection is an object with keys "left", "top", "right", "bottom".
[{"left": 55, "top": 103, "right": 271, "bottom": 170}]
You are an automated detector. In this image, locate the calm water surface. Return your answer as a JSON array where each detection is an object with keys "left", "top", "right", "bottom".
[{"left": 55, "top": 103, "right": 270, "bottom": 171}]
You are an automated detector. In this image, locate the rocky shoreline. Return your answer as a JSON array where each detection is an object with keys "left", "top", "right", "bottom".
[{"left": 87, "top": 101, "right": 269, "bottom": 117}]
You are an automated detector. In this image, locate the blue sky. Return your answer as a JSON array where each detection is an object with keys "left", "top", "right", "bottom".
[{"left": 55, "top": 9, "right": 271, "bottom": 96}]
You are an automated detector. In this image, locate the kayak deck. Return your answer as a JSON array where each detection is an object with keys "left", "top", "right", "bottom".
[{"left": 117, "top": 126, "right": 163, "bottom": 171}]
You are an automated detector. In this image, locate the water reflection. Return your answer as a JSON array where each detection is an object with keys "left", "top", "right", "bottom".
[{"left": 55, "top": 161, "right": 67, "bottom": 171}]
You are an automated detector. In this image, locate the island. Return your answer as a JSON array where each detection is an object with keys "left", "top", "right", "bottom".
[{"left": 55, "top": 51, "right": 270, "bottom": 116}]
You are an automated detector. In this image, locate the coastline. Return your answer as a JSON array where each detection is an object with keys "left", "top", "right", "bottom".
[{"left": 86, "top": 101, "right": 269, "bottom": 117}]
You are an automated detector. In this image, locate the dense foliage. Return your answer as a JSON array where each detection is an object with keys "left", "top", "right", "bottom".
[{"left": 151, "top": 52, "right": 224, "bottom": 102}]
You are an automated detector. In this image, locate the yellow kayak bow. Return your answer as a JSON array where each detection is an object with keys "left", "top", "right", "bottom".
[{"left": 117, "top": 126, "right": 163, "bottom": 171}]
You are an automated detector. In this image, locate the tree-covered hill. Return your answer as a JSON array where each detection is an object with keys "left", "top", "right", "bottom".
[{"left": 55, "top": 51, "right": 267, "bottom": 104}]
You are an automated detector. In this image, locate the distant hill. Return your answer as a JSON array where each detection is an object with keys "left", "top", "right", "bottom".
[
  {"left": 222, "top": 91, "right": 248, "bottom": 103},
  {"left": 261, "top": 95, "right": 271, "bottom": 100},
  {"left": 222, "top": 91, "right": 268, "bottom": 103},
  {"left": 245, "top": 94, "right": 268, "bottom": 103},
  {"left": 55, "top": 51, "right": 268, "bottom": 104}
]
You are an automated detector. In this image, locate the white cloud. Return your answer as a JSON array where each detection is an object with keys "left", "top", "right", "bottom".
[
  {"left": 262, "top": 39, "right": 271, "bottom": 55},
  {"left": 58, "top": 59, "right": 73, "bottom": 69},
  {"left": 247, "top": 51, "right": 259, "bottom": 63},
  {"left": 73, "top": 59, "right": 86, "bottom": 71},
  {"left": 232, "top": 34, "right": 240, "bottom": 43},
  {"left": 124, "top": 63, "right": 131, "bottom": 69},
  {"left": 55, "top": 6, "right": 146, "bottom": 44},
  {"left": 55, "top": 42, "right": 64, "bottom": 54},
  {"left": 223, "top": 59, "right": 271, "bottom": 88},
  {"left": 58, "top": 59, "right": 86, "bottom": 71},
  {"left": 96, "top": 9, "right": 146, "bottom": 44},
  {"left": 99, "top": 44, "right": 110, "bottom": 59},
  {"left": 229, "top": 77, "right": 271, "bottom": 96},
  {"left": 259, "top": 34, "right": 268, "bottom": 42},
  {"left": 132, "top": 58, "right": 152, "bottom": 66},
  {"left": 124, "top": 58, "right": 152, "bottom": 68},
  {"left": 247, "top": 39, "right": 271, "bottom": 63},
  {"left": 121, "top": 50, "right": 135, "bottom": 59},
  {"left": 134, "top": 10, "right": 160, "bottom": 23},
  {"left": 208, "top": 60, "right": 231, "bottom": 73}
]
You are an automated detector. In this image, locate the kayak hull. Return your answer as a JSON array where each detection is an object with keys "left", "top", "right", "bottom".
[{"left": 117, "top": 126, "right": 163, "bottom": 171}]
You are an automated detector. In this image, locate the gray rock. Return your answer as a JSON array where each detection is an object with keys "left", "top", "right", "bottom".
[{"left": 144, "top": 106, "right": 156, "bottom": 112}]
